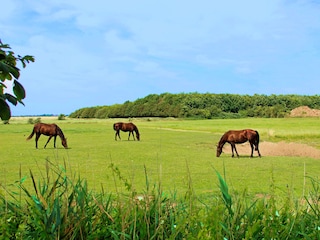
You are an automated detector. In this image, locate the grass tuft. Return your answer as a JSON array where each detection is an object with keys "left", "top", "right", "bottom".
[{"left": 1, "top": 160, "right": 320, "bottom": 239}]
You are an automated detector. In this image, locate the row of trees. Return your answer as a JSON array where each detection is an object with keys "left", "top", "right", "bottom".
[{"left": 69, "top": 93, "right": 320, "bottom": 119}]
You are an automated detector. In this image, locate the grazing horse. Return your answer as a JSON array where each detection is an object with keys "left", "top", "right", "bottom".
[
  {"left": 113, "top": 122, "right": 140, "bottom": 141},
  {"left": 216, "top": 129, "right": 261, "bottom": 158},
  {"left": 26, "top": 123, "right": 68, "bottom": 149}
]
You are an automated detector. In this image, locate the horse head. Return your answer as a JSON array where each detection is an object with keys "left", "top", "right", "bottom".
[
  {"left": 62, "top": 138, "right": 68, "bottom": 149},
  {"left": 216, "top": 144, "right": 223, "bottom": 157}
]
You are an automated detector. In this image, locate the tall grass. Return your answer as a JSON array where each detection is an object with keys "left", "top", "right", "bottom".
[{"left": 1, "top": 160, "right": 320, "bottom": 239}]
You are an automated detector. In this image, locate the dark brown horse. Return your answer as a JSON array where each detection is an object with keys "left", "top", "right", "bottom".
[
  {"left": 216, "top": 129, "right": 261, "bottom": 158},
  {"left": 113, "top": 122, "right": 140, "bottom": 141},
  {"left": 26, "top": 123, "right": 68, "bottom": 149}
]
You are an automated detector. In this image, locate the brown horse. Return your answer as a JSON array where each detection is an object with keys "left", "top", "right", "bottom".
[
  {"left": 26, "top": 123, "right": 68, "bottom": 149},
  {"left": 216, "top": 129, "right": 261, "bottom": 158},
  {"left": 113, "top": 122, "right": 140, "bottom": 141}
]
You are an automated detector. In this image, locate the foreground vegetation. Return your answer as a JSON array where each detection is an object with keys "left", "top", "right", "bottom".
[
  {"left": 1, "top": 160, "right": 320, "bottom": 239},
  {"left": 69, "top": 93, "right": 320, "bottom": 119},
  {"left": 1, "top": 117, "right": 320, "bottom": 238}
]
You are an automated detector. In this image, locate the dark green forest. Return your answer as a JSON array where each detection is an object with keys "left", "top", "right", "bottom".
[{"left": 69, "top": 93, "right": 320, "bottom": 119}]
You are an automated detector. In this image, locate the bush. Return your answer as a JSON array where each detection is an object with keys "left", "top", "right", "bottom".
[
  {"left": 58, "top": 114, "right": 66, "bottom": 120},
  {"left": 27, "top": 117, "right": 41, "bottom": 124}
]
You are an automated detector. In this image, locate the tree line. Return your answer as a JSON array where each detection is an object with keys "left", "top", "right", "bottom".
[{"left": 69, "top": 93, "right": 320, "bottom": 119}]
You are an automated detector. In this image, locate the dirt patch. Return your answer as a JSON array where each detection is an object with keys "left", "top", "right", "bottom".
[
  {"left": 222, "top": 141, "right": 320, "bottom": 159},
  {"left": 290, "top": 106, "right": 320, "bottom": 117},
  {"left": 220, "top": 106, "right": 320, "bottom": 158}
]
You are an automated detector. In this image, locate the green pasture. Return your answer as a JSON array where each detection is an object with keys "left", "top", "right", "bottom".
[{"left": 1, "top": 117, "right": 320, "bottom": 200}]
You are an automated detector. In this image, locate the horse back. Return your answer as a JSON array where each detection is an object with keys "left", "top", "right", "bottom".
[
  {"left": 122, "top": 122, "right": 136, "bottom": 131},
  {"left": 113, "top": 122, "right": 138, "bottom": 133},
  {"left": 223, "top": 129, "right": 257, "bottom": 143},
  {"left": 36, "top": 123, "right": 59, "bottom": 136},
  {"left": 130, "top": 122, "right": 138, "bottom": 130}
]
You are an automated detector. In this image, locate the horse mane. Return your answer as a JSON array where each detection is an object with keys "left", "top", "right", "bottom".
[
  {"left": 56, "top": 126, "right": 66, "bottom": 140},
  {"left": 218, "top": 132, "right": 227, "bottom": 146}
]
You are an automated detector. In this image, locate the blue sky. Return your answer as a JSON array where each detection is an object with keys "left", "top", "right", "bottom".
[{"left": 2, "top": 0, "right": 320, "bottom": 116}]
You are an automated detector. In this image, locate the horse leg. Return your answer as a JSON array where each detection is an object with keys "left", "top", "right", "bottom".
[
  {"left": 132, "top": 131, "right": 136, "bottom": 141},
  {"left": 118, "top": 131, "right": 121, "bottom": 140},
  {"left": 250, "top": 143, "right": 254, "bottom": 157},
  {"left": 253, "top": 134, "right": 261, "bottom": 157},
  {"left": 256, "top": 144, "right": 261, "bottom": 157},
  {"left": 232, "top": 143, "right": 240, "bottom": 158},
  {"left": 53, "top": 136, "right": 57, "bottom": 148},
  {"left": 230, "top": 143, "right": 235, "bottom": 157},
  {"left": 35, "top": 133, "right": 41, "bottom": 149},
  {"left": 250, "top": 141, "right": 261, "bottom": 157},
  {"left": 44, "top": 136, "right": 53, "bottom": 148},
  {"left": 128, "top": 131, "right": 135, "bottom": 140},
  {"left": 115, "top": 130, "right": 121, "bottom": 140}
]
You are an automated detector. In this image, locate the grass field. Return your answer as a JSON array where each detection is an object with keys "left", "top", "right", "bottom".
[{"left": 1, "top": 117, "right": 320, "bottom": 200}]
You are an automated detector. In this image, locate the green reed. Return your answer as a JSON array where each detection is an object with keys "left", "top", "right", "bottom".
[{"left": 1, "top": 160, "right": 320, "bottom": 239}]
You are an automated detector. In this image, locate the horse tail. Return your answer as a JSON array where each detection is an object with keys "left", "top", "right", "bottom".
[
  {"left": 113, "top": 123, "right": 117, "bottom": 130},
  {"left": 26, "top": 128, "right": 35, "bottom": 140},
  {"left": 134, "top": 125, "right": 140, "bottom": 140},
  {"left": 254, "top": 130, "right": 260, "bottom": 150}
]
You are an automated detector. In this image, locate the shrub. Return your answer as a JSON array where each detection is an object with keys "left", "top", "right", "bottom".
[
  {"left": 58, "top": 114, "right": 66, "bottom": 120},
  {"left": 27, "top": 117, "right": 41, "bottom": 124}
]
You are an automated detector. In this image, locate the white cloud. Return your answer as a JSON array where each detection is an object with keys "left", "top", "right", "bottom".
[{"left": 2, "top": 0, "right": 320, "bottom": 115}]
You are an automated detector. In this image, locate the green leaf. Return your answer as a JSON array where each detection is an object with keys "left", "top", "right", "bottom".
[
  {"left": 0, "top": 83, "right": 6, "bottom": 94},
  {"left": 215, "top": 170, "right": 233, "bottom": 215},
  {"left": 0, "top": 43, "right": 11, "bottom": 49},
  {"left": 20, "top": 176, "right": 27, "bottom": 184},
  {"left": 20, "top": 55, "right": 35, "bottom": 68},
  {"left": 17, "top": 99, "right": 25, "bottom": 106},
  {"left": 0, "top": 52, "right": 5, "bottom": 60},
  {"left": 0, "top": 61, "right": 10, "bottom": 80},
  {"left": 8, "top": 65, "right": 20, "bottom": 79},
  {"left": 0, "top": 61, "right": 20, "bottom": 79},
  {"left": 5, "top": 72, "right": 12, "bottom": 80},
  {"left": 4, "top": 93, "right": 18, "bottom": 105},
  {"left": 13, "top": 79, "right": 26, "bottom": 100},
  {"left": 0, "top": 98, "right": 11, "bottom": 120}
]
